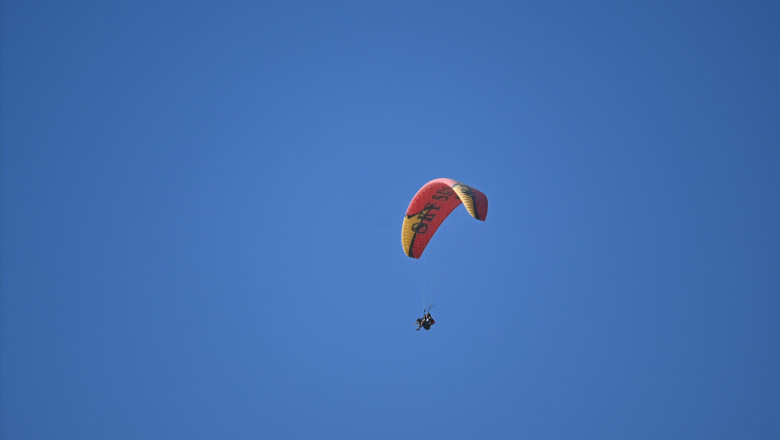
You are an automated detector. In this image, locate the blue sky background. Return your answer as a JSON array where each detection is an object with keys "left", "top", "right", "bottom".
[{"left": 3, "top": 1, "right": 780, "bottom": 439}]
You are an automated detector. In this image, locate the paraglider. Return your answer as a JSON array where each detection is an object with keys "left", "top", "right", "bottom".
[
  {"left": 401, "top": 178, "right": 488, "bottom": 259},
  {"left": 415, "top": 311, "right": 435, "bottom": 331},
  {"left": 402, "top": 178, "right": 488, "bottom": 330}
]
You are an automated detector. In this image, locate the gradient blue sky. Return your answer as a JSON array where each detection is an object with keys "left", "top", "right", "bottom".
[{"left": 3, "top": 1, "right": 780, "bottom": 439}]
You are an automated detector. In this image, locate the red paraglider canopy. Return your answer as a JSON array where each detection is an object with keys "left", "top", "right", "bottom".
[{"left": 401, "top": 178, "right": 488, "bottom": 259}]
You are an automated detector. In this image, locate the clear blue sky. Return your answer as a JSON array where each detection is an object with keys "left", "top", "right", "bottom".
[{"left": 3, "top": 1, "right": 780, "bottom": 439}]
